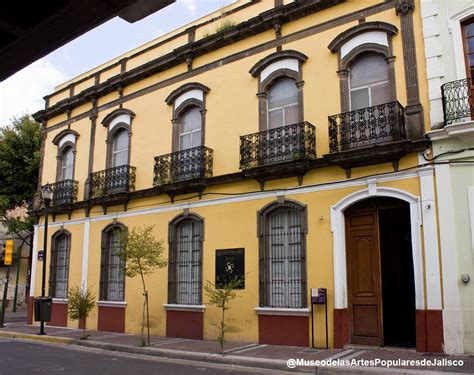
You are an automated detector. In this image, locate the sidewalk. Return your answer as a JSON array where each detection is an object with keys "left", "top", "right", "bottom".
[{"left": 0, "top": 322, "right": 472, "bottom": 374}]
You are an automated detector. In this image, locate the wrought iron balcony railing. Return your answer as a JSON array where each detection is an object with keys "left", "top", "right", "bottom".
[
  {"left": 239, "top": 121, "right": 316, "bottom": 170},
  {"left": 49, "top": 179, "right": 78, "bottom": 206},
  {"left": 328, "top": 101, "right": 406, "bottom": 153},
  {"left": 89, "top": 165, "right": 136, "bottom": 198},
  {"left": 153, "top": 145, "right": 213, "bottom": 186},
  {"left": 441, "top": 77, "right": 474, "bottom": 125}
]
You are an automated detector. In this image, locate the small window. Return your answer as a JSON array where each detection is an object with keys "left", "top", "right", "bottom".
[
  {"left": 267, "top": 78, "right": 299, "bottom": 129},
  {"left": 462, "top": 18, "right": 474, "bottom": 79},
  {"left": 350, "top": 54, "right": 390, "bottom": 110},
  {"left": 49, "top": 233, "right": 70, "bottom": 299},
  {"left": 100, "top": 226, "right": 125, "bottom": 301},
  {"left": 179, "top": 107, "right": 202, "bottom": 150},
  {"left": 112, "top": 130, "right": 129, "bottom": 167},
  {"left": 60, "top": 147, "right": 74, "bottom": 181}
]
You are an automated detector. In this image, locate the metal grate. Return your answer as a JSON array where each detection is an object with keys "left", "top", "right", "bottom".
[
  {"left": 49, "top": 233, "right": 70, "bottom": 298},
  {"left": 49, "top": 179, "right": 78, "bottom": 206},
  {"left": 239, "top": 122, "right": 316, "bottom": 170},
  {"left": 168, "top": 220, "right": 202, "bottom": 305},
  {"left": 89, "top": 165, "right": 136, "bottom": 198},
  {"left": 100, "top": 229, "right": 125, "bottom": 301},
  {"left": 261, "top": 208, "right": 306, "bottom": 308},
  {"left": 441, "top": 77, "right": 474, "bottom": 125},
  {"left": 328, "top": 101, "right": 406, "bottom": 153},
  {"left": 153, "top": 146, "right": 213, "bottom": 186}
]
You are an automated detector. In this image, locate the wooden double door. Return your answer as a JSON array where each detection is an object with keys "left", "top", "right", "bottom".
[{"left": 345, "top": 200, "right": 416, "bottom": 347}]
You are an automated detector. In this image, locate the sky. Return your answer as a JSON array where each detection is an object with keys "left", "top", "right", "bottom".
[{"left": 0, "top": 0, "right": 235, "bottom": 126}]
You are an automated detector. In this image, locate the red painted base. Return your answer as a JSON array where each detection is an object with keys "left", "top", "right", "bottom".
[
  {"left": 258, "top": 314, "right": 308, "bottom": 347},
  {"left": 333, "top": 308, "right": 349, "bottom": 348},
  {"left": 166, "top": 310, "right": 203, "bottom": 340},
  {"left": 27, "top": 296, "right": 34, "bottom": 325},
  {"left": 97, "top": 305, "right": 126, "bottom": 333},
  {"left": 416, "top": 310, "right": 444, "bottom": 352},
  {"left": 48, "top": 302, "right": 68, "bottom": 327}
]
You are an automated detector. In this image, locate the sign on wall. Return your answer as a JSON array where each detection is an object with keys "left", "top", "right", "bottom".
[{"left": 215, "top": 248, "right": 245, "bottom": 289}]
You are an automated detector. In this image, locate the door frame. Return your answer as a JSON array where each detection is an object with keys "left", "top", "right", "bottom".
[{"left": 330, "top": 187, "right": 424, "bottom": 312}]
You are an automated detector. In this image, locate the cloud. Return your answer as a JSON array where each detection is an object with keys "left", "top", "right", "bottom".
[
  {"left": 179, "top": 0, "right": 197, "bottom": 15},
  {"left": 0, "top": 58, "right": 66, "bottom": 126}
]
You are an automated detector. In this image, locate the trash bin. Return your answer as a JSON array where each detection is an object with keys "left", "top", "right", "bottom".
[{"left": 34, "top": 297, "right": 52, "bottom": 322}]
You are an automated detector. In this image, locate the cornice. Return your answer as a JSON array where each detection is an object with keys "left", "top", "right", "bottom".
[{"left": 33, "top": 0, "right": 344, "bottom": 123}]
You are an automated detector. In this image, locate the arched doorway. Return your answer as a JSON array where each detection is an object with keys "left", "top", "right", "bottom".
[{"left": 345, "top": 197, "right": 416, "bottom": 347}]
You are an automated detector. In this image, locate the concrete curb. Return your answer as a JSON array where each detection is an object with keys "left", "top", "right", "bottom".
[
  {"left": 73, "top": 340, "right": 293, "bottom": 372},
  {"left": 0, "top": 330, "right": 74, "bottom": 345},
  {"left": 0, "top": 332, "right": 467, "bottom": 374}
]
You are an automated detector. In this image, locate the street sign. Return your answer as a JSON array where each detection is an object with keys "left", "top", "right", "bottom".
[
  {"left": 4, "top": 240, "right": 13, "bottom": 265},
  {"left": 215, "top": 248, "right": 245, "bottom": 289}
]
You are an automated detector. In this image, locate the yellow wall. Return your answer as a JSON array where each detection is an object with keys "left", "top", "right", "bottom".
[{"left": 34, "top": 0, "right": 434, "bottom": 346}]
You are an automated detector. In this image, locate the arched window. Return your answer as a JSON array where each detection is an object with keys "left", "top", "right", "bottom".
[
  {"left": 100, "top": 224, "right": 126, "bottom": 302},
  {"left": 49, "top": 231, "right": 71, "bottom": 299},
  {"left": 349, "top": 54, "right": 390, "bottom": 110},
  {"left": 59, "top": 146, "right": 74, "bottom": 180},
  {"left": 258, "top": 200, "right": 307, "bottom": 308},
  {"left": 111, "top": 129, "right": 129, "bottom": 167},
  {"left": 168, "top": 214, "right": 203, "bottom": 305},
  {"left": 179, "top": 106, "right": 202, "bottom": 150},
  {"left": 268, "top": 78, "right": 299, "bottom": 129}
]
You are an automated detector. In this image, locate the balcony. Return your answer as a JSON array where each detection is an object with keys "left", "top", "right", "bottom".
[
  {"left": 328, "top": 101, "right": 406, "bottom": 153},
  {"left": 50, "top": 179, "right": 78, "bottom": 206},
  {"left": 240, "top": 122, "right": 316, "bottom": 171},
  {"left": 441, "top": 77, "right": 474, "bottom": 125},
  {"left": 153, "top": 146, "right": 213, "bottom": 186},
  {"left": 89, "top": 165, "right": 136, "bottom": 199}
]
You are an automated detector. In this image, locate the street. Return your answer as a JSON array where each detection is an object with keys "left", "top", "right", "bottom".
[{"left": 0, "top": 338, "right": 297, "bottom": 375}]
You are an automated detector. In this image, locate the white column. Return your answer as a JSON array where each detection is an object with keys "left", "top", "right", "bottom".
[
  {"left": 29, "top": 225, "right": 39, "bottom": 297},
  {"left": 435, "top": 163, "right": 464, "bottom": 354},
  {"left": 419, "top": 167, "right": 442, "bottom": 310},
  {"left": 81, "top": 218, "right": 91, "bottom": 291}
]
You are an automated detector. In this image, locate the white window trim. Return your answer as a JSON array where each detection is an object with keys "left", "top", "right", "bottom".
[
  {"left": 448, "top": 5, "right": 474, "bottom": 80},
  {"left": 163, "top": 304, "right": 206, "bottom": 312},
  {"left": 97, "top": 300, "right": 127, "bottom": 308},
  {"left": 52, "top": 298, "right": 68, "bottom": 304},
  {"left": 254, "top": 307, "right": 309, "bottom": 316}
]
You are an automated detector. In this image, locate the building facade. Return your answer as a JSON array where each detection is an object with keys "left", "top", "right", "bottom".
[
  {"left": 421, "top": 0, "right": 474, "bottom": 354},
  {"left": 30, "top": 0, "right": 444, "bottom": 352}
]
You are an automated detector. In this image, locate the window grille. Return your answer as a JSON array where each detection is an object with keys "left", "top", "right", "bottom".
[
  {"left": 168, "top": 218, "right": 202, "bottom": 305},
  {"left": 100, "top": 227, "right": 125, "bottom": 301},
  {"left": 49, "top": 233, "right": 70, "bottom": 299},
  {"left": 260, "top": 206, "right": 307, "bottom": 308}
]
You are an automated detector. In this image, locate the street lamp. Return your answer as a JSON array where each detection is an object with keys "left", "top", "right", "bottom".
[{"left": 39, "top": 183, "right": 53, "bottom": 335}]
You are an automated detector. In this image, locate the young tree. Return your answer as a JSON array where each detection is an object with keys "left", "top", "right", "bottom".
[
  {"left": 204, "top": 276, "right": 245, "bottom": 354},
  {"left": 118, "top": 225, "right": 166, "bottom": 346},
  {"left": 67, "top": 285, "right": 96, "bottom": 339}
]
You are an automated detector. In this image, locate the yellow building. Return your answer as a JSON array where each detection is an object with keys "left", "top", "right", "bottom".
[{"left": 30, "top": 0, "right": 444, "bottom": 352}]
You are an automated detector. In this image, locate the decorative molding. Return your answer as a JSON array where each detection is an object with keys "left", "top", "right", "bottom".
[
  {"left": 395, "top": 0, "right": 414, "bottom": 16},
  {"left": 328, "top": 21, "right": 398, "bottom": 53},
  {"left": 96, "top": 300, "right": 127, "bottom": 308},
  {"left": 330, "top": 186, "right": 425, "bottom": 310},
  {"left": 249, "top": 50, "right": 307, "bottom": 77},
  {"left": 52, "top": 298, "right": 68, "bottom": 304},
  {"left": 101, "top": 108, "right": 136, "bottom": 128},
  {"left": 426, "top": 121, "right": 474, "bottom": 142},
  {"left": 163, "top": 304, "right": 206, "bottom": 312},
  {"left": 52, "top": 129, "right": 80, "bottom": 145},
  {"left": 165, "top": 82, "right": 210, "bottom": 105},
  {"left": 254, "top": 307, "right": 310, "bottom": 316}
]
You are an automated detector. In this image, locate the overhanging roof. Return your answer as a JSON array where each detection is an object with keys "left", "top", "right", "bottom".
[{"left": 0, "top": 0, "right": 174, "bottom": 82}]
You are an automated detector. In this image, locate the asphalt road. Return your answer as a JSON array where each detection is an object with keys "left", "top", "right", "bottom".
[{"left": 0, "top": 338, "right": 297, "bottom": 375}]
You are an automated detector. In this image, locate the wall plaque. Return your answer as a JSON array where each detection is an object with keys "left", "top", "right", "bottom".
[{"left": 215, "top": 248, "right": 245, "bottom": 289}]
